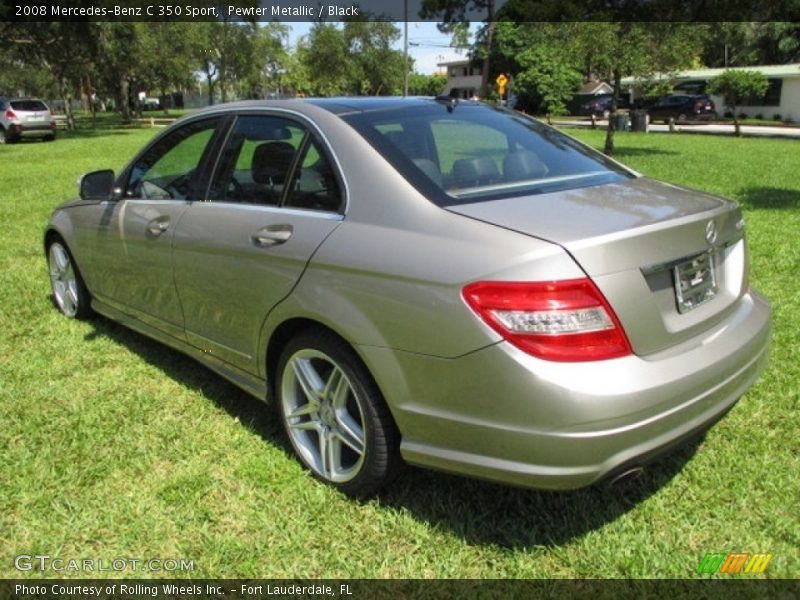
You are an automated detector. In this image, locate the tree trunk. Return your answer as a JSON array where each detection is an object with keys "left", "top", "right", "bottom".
[
  {"left": 480, "top": 20, "right": 496, "bottom": 99},
  {"left": 733, "top": 115, "right": 741, "bottom": 136},
  {"left": 604, "top": 68, "right": 622, "bottom": 156},
  {"left": 120, "top": 77, "right": 131, "bottom": 123},
  {"left": 60, "top": 77, "right": 75, "bottom": 131}
]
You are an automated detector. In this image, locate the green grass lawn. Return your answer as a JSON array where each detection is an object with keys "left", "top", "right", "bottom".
[{"left": 0, "top": 124, "right": 797, "bottom": 580}]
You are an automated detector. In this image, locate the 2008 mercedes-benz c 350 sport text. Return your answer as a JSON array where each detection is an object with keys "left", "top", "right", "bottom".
[{"left": 45, "top": 98, "right": 771, "bottom": 497}]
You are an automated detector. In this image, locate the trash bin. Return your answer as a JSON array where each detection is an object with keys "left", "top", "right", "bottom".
[
  {"left": 630, "top": 109, "right": 648, "bottom": 132},
  {"left": 614, "top": 113, "right": 630, "bottom": 131}
]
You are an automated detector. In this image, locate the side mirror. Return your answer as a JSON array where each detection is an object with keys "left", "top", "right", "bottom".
[{"left": 79, "top": 169, "right": 115, "bottom": 201}]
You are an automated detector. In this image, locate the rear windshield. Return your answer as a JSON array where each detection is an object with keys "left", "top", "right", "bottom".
[
  {"left": 342, "top": 103, "right": 632, "bottom": 205},
  {"left": 11, "top": 100, "right": 48, "bottom": 112}
]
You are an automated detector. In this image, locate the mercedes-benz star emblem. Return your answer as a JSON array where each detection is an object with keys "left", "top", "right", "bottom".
[{"left": 705, "top": 220, "right": 718, "bottom": 245}]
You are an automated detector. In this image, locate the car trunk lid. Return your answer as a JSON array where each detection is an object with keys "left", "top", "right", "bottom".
[{"left": 446, "top": 177, "right": 748, "bottom": 356}]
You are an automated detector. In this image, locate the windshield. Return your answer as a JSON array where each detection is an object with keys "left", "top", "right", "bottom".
[{"left": 342, "top": 103, "right": 633, "bottom": 206}]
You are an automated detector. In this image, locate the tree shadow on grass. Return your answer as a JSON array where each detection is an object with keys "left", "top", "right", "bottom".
[
  {"left": 82, "top": 314, "right": 705, "bottom": 550},
  {"left": 736, "top": 187, "right": 800, "bottom": 210},
  {"left": 611, "top": 146, "right": 680, "bottom": 158},
  {"left": 60, "top": 128, "right": 143, "bottom": 140}
]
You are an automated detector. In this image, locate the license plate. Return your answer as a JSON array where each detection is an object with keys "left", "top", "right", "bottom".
[{"left": 673, "top": 252, "right": 717, "bottom": 313}]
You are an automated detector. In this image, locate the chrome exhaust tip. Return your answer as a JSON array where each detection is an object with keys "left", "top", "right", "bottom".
[{"left": 608, "top": 466, "right": 645, "bottom": 487}]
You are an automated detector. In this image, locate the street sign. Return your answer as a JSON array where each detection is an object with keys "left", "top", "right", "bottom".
[{"left": 496, "top": 73, "right": 508, "bottom": 94}]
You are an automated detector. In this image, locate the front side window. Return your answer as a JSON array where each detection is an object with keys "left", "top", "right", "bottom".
[
  {"left": 209, "top": 114, "right": 342, "bottom": 212},
  {"left": 343, "top": 103, "right": 632, "bottom": 205},
  {"left": 126, "top": 118, "right": 219, "bottom": 200}
]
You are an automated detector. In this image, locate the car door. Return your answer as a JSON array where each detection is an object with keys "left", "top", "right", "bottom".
[
  {"left": 89, "top": 117, "right": 223, "bottom": 339},
  {"left": 172, "top": 113, "right": 344, "bottom": 373}
]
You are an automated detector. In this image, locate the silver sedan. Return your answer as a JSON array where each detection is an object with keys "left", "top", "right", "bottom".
[{"left": 45, "top": 98, "right": 771, "bottom": 497}]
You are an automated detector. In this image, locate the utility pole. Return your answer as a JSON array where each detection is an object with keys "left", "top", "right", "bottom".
[{"left": 403, "top": 1, "right": 409, "bottom": 96}]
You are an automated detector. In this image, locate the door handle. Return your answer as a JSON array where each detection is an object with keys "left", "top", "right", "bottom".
[
  {"left": 252, "top": 224, "right": 293, "bottom": 247},
  {"left": 146, "top": 217, "right": 170, "bottom": 237}
]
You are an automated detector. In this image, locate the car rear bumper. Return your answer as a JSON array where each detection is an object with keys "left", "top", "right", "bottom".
[
  {"left": 8, "top": 122, "right": 54, "bottom": 139},
  {"left": 366, "top": 290, "right": 771, "bottom": 490}
]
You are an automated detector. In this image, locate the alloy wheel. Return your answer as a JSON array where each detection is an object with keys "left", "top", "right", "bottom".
[
  {"left": 281, "top": 349, "right": 367, "bottom": 483},
  {"left": 48, "top": 242, "right": 80, "bottom": 317}
]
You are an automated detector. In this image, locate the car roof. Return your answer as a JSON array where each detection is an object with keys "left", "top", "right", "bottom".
[{"left": 190, "top": 96, "right": 480, "bottom": 118}]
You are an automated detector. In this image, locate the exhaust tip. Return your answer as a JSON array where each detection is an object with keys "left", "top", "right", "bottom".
[{"left": 608, "top": 466, "right": 645, "bottom": 487}]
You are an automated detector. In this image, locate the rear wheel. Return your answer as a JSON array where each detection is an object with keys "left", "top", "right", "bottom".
[
  {"left": 47, "top": 240, "right": 92, "bottom": 319},
  {"left": 0, "top": 127, "right": 6, "bottom": 144},
  {"left": 276, "top": 329, "right": 401, "bottom": 497},
  {"left": 678, "top": 113, "right": 687, "bottom": 123}
]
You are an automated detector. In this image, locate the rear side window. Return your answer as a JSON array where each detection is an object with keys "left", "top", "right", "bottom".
[
  {"left": 11, "top": 100, "right": 48, "bottom": 112},
  {"left": 343, "top": 103, "right": 631, "bottom": 205},
  {"left": 209, "top": 114, "right": 342, "bottom": 212}
]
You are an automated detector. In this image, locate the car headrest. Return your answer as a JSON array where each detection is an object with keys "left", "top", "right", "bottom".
[
  {"left": 503, "top": 151, "right": 548, "bottom": 181},
  {"left": 452, "top": 157, "right": 500, "bottom": 188},
  {"left": 252, "top": 141, "right": 296, "bottom": 185}
]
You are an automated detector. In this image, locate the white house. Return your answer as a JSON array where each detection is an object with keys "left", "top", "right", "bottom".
[
  {"left": 438, "top": 59, "right": 484, "bottom": 98},
  {"left": 623, "top": 63, "right": 800, "bottom": 121}
]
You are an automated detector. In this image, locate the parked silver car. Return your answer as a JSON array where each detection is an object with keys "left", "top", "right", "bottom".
[
  {"left": 44, "top": 98, "right": 771, "bottom": 497},
  {"left": 0, "top": 97, "right": 56, "bottom": 143}
]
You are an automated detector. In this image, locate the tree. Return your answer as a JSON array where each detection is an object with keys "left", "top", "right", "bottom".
[
  {"left": 94, "top": 23, "right": 142, "bottom": 122},
  {"left": 301, "top": 21, "right": 406, "bottom": 96},
  {"left": 492, "top": 22, "right": 583, "bottom": 117},
  {"left": 706, "top": 69, "right": 769, "bottom": 136},
  {"left": 407, "top": 72, "right": 448, "bottom": 96},
  {"left": 419, "top": 0, "right": 497, "bottom": 97},
  {"left": 2, "top": 22, "right": 95, "bottom": 129},
  {"left": 701, "top": 22, "right": 800, "bottom": 68},
  {"left": 138, "top": 23, "right": 199, "bottom": 109},
  {"left": 575, "top": 22, "right": 700, "bottom": 155}
]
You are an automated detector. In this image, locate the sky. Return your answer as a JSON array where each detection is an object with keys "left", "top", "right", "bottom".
[{"left": 284, "top": 22, "right": 471, "bottom": 75}]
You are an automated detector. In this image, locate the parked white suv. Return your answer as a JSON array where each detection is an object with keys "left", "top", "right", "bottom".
[{"left": 0, "top": 97, "right": 56, "bottom": 143}]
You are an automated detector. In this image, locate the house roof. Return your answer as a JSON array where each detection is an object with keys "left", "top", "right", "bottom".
[
  {"left": 621, "top": 63, "right": 800, "bottom": 84},
  {"left": 437, "top": 59, "right": 471, "bottom": 68},
  {"left": 577, "top": 81, "right": 613, "bottom": 95}
]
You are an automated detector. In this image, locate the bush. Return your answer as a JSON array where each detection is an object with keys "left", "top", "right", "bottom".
[
  {"left": 737, "top": 112, "right": 748, "bottom": 120},
  {"left": 773, "top": 114, "right": 782, "bottom": 121}
]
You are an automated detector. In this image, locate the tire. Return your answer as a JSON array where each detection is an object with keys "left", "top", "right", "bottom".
[
  {"left": 678, "top": 113, "right": 687, "bottom": 123},
  {"left": 0, "top": 127, "right": 6, "bottom": 144},
  {"left": 602, "top": 109, "right": 610, "bottom": 120},
  {"left": 47, "top": 239, "right": 93, "bottom": 319},
  {"left": 44, "top": 134, "right": 55, "bottom": 142},
  {"left": 276, "top": 328, "right": 401, "bottom": 497}
]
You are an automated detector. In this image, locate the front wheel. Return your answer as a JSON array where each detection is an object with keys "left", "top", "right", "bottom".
[
  {"left": 276, "top": 329, "right": 401, "bottom": 497},
  {"left": 47, "top": 240, "right": 92, "bottom": 319}
]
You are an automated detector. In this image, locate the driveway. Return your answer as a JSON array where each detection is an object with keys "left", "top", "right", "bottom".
[{"left": 553, "top": 118, "right": 800, "bottom": 139}]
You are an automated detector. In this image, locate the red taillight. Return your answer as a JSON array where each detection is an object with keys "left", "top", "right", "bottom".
[
  {"left": 462, "top": 279, "right": 632, "bottom": 362},
  {"left": 5, "top": 109, "right": 17, "bottom": 120}
]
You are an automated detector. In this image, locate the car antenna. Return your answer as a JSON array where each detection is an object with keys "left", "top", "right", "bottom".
[{"left": 435, "top": 95, "right": 458, "bottom": 113}]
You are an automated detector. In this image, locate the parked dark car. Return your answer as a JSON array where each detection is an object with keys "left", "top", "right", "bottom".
[
  {"left": 648, "top": 94, "right": 717, "bottom": 124},
  {"left": 573, "top": 94, "right": 631, "bottom": 119}
]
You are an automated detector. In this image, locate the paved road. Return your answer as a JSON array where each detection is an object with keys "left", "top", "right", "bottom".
[{"left": 553, "top": 119, "right": 800, "bottom": 139}]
